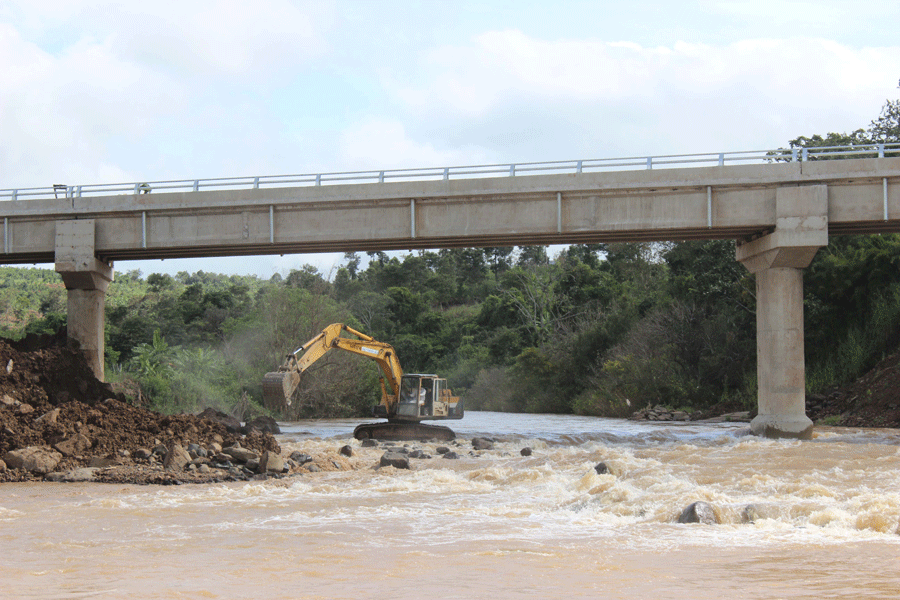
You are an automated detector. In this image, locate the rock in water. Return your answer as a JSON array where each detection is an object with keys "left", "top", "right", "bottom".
[
  {"left": 258, "top": 451, "right": 284, "bottom": 473},
  {"left": 3, "top": 446, "right": 62, "bottom": 474},
  {"left": 360, "top": 439, "right": 378, "bottom": 448},
  {"left": 677, "top": 501, "right": 718, "bottom": 524},
  {"left": 472, "top": 437, "right": 494, "bottom": 451},
  {"left": 379, "top": 451, "right": 410, "bottom": 469},
  {"left": 339, "top": 445, "right": 353, "bottom": 457},
  {"left": 289, "top": 451, "right": 312, "bottom": 465},
  {"left": 63, "top": 467, "right": 99, "bottom": 482},
  {"left": 742, "top": 504, "right": 761, "bottom": 524},
  {"left": 520, "top": 447, "right": 533, "bottom": 456},
  {"left": 594, "top": 462, "right": 609, "bottom": 475}
]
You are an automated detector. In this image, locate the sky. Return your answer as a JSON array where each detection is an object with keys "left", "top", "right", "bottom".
[{"left": 1, "top": 0, "right": 898, "bottom": 280}]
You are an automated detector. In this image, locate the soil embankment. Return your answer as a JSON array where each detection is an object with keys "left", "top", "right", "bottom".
[
  {"left": 0, "top": 332, "right": 280, "bottom": 484},
  {"left": 807, "top": 351, "right": 900, "bottom": 428}
]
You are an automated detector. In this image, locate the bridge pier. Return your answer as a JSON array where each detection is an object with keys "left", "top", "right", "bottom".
[
  {"left": 55, "top": 220, "right": 113, "bottom": 381},
  {"left": 736, "top": 185, "right": 828, "bottom": 439}
]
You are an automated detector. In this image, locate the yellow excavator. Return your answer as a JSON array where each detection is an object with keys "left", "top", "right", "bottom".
[{"left": 262, "top": 323, "right": 464, "bottom": 441}]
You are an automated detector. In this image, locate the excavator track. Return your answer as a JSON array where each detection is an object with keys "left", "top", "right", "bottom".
[{"left": 353, "top": 421, "right": 456, "bottom": 442}]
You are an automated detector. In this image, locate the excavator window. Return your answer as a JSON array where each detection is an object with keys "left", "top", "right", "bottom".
[
  {"left": 398, "top": 376, "right": 420, "bottom": 418},
  {"left": 420, "top": 378, "right": 434, "bottom": 416}
]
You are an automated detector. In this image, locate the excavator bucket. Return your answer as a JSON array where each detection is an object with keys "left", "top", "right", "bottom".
[{"left": 262, "top": 370, "right": 299, "bottom": 409}]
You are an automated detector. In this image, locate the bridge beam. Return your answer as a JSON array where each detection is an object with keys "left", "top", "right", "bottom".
[
  {"left": 55, "top": 219, "right": 113, "bottom": 381},
  {"left": 737, "top": 185, "right": 828, "bottom": 439}
]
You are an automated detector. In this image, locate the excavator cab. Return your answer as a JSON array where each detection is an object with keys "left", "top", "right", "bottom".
[{"left": 396, "top": 374, "right": 464, "bottom": 421}]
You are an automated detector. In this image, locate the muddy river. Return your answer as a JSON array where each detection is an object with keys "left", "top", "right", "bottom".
[{"left": 2, "top": 412, "right": 900, "bottom": 599}]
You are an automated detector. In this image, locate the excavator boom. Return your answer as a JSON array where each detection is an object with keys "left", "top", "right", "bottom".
[{"left": 262, "top": 323, "right": 401, "bottom": 408}]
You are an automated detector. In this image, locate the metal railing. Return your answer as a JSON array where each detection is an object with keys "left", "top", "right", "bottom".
[{"left": 2, "top": 142, "right": 899, "bottom": 202}]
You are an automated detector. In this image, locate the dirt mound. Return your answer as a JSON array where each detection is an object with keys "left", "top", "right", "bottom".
[
  {"left": 807, "top": 351, "right": 900, "bottom": 428},
  {"left": 0, "top": 335, "right": 278, "bottom": 482}
]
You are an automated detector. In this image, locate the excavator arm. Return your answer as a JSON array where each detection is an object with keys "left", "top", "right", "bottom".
[{"left": 262, "top": 323, "right": 403, "bottom": 410}]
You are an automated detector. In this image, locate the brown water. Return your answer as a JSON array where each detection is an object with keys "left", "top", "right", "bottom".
[{"left": 2, "top": 412, "right": 900, "bottom": 599}]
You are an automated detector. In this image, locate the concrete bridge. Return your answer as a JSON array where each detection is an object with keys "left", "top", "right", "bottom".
[{"left": 3, "top": 146, "right": 900, "bottom": 438}]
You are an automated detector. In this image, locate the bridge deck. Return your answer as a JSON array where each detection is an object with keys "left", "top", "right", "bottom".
[{"left": 1, "top": 157, "right": 899, "bottom": 264}]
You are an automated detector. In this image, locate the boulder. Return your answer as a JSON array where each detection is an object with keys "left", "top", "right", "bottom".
[
  {"left": 16, "top": 403, "right": 34, "bottom": 415},
  {"left": 63, "top": 468, "right": 99, "bottom": 482},
  {"left": 0, "top": 394, "right": 17, "bottom": 406},
  {"left": 133, "top": 448, "right": 152, "bottom": 460},
  {"left": 380, "top": 451, "right": 410, "bottom": 469},
  {"left": 290, "top": 451, "right": 313, "bottom": 465},
  {"left": 339, "top": 445, "right": 353, "bottom": 457},
  {"left": 408, "top": 449, "right": 424, "bottom": 459},
  {"left": 53, "top": 433, "right": 92, "bottom": 457},
  {"left": 742, "top": 504, "right": 761, "bottom": 524},
  {"left": 163, "top": 444, "right": 192, "bottom": 471},
  {"left": 442, "top": 451, "right": 459, "bottom": 460},
  {"left": 677, "top": 501, "right": 718, "bottom": 525},
  {"left": 34, "top": 408, "right": 60, "bottom": 425},
  {"left": 472, "top": 437, "right": 494, "bottom": 451},
  {"left": 243, "top": 416, "right": 281, "bottom": 435},
  {"left": 520, "top": 447, "right": 533, "bottom": 457},
  {"left": 361, "top": 439, "right": 378, "bottom": 447},
  {"left": 436, "top": 446, "right": 451, "bottom": 455},
  {"left": 4, "top": 446, "right": 62, "bottom": 474},
  {"left": 594, "top": 462, "right": 610, "bottom": 475},
  {"left": 197, "top": 408, "right": 241, "bottom": 433},
  {"left": 258, "top": 451, "right": 285, "bottom": 473},
  {"left": 0, "top": 459, "right": 5, "bottom": 472},
  {"left": 222, "top": 446, "right": 259, "bottom": 463}
]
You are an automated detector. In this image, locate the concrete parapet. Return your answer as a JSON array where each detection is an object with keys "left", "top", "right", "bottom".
[{"left": 55, "top": 220, "right": 114, "bottom": 381}]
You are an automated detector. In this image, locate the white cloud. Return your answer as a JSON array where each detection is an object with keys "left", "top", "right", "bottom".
[
  {"left": 390, "top": 31, "right": 900, "bottom": 156},
  {"left": 337, "top": 118, "right": 494, "bottom": 170}
]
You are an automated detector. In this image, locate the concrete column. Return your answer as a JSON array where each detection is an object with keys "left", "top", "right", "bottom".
[
  {"left": 736, "top": 185, "right": 828, "bottom": 439},
  {"left": 55, "top": 220, "right": 114, "bottom": 381}
]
